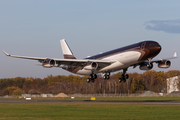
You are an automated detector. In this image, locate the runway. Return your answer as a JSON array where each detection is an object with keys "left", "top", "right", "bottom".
[{"left": 0, "top": 100, "right": 180, "bottom": 105}]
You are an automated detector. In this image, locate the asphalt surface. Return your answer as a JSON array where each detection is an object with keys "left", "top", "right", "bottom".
[{"left": 0, "top": 100, "right": 180, "bottom": 105}]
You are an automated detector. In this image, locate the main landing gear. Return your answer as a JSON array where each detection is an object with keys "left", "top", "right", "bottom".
[
  {"left": 103, "top": 72, "right": 110, "bottom": 80},
  {"left": 87, "top": 68, "right": 129, "bottom": 83},
  {"left": 87, "top": 72, "right": 110, "bottom": 83},
  {"left": 119, "top": 68, "right": 129, "bottom": 83},
  {"left": 87, "top": 73, "right": 97, "bottom": 83}
]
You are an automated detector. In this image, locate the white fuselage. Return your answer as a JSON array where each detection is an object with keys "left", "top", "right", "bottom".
[{"left": 76, "top": 51, "right": 141, "bottom": 75}]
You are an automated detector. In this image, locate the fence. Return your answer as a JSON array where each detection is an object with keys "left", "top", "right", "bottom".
[{"left": 67, "top": 93, "right": 141, "bottom": 97}]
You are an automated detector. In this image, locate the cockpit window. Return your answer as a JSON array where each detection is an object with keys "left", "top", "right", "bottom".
[{"left": 149, "top": 43, "right": 159, "bottom": 46}]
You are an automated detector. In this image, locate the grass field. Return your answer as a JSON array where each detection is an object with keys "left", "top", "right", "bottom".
[
  {"left": 1, "top": 97, "right": 180, "bottom": 119},
  {"left": 0, "top": 103, "right": 180, "bottom": 120}
]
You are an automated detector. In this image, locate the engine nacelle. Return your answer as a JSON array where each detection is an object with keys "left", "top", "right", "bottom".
[
  {"left": 42, "top": 59, "right": 56, "bottom": 68},
  {"left": 91, "top": 62, "right": 98, "bottom": 70},
  {"left": 158, "top": 60, "right": 171, "bottom": 68},
  {"left": 84, "top": 62, "right": 98, "bottom": 70},
  {"left": 139, "top": 62, "right": 153, "bottom": 70}
]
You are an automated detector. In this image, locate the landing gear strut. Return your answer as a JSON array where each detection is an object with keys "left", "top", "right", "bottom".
[{"left": 119, "top": 68, "right": 129, "bottom": 83}]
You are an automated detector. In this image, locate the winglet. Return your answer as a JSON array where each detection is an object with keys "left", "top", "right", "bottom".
[
  {"left": 2, "top": 51, "right": 10, "bottom": 56},
  {"left": 174, "top": 52, "right": 177, "bottom": 58}
]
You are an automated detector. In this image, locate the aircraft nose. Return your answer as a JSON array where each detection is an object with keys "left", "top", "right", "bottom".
[
  {"left": 155, "top": 43, "right": 162, "bottom": 54},
  {"left": 157, "top": 44, "right": 162, "bottom": 52},
  {"left": 148, "top": 42, "right": 162, "bottom": 56}
]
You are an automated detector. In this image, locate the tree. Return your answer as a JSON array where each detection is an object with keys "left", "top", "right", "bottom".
[
  {"left": 1, "top": 87, "right": 20, "bottom": 96},
  {"left": 12, "top": 89, "right": 25, "bottom": 96},
  {"left": 28, "top": 89, "right": 41, "bottom": 94}
]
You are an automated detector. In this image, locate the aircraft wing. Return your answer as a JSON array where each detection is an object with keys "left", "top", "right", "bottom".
[
  {"left": 2, "top": 51, "right": 116, "bottom": 68},
  {"left": 2, "top": 51, "right": 46, "bottom": 61},
  {"left": 131, "top": 52, "right": 177, "bottom": 69},
  {"left": 151, "top": 52, "right": 177, "bottom": 63}
]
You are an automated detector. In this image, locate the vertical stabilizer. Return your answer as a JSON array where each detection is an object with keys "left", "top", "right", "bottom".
[{"left": 60, "top": 39, "right": 76, "bottom": 59}]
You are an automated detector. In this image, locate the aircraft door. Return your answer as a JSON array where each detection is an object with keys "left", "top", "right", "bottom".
[{"left": 141, "top": 42, "right": 146, "bottom": 50}]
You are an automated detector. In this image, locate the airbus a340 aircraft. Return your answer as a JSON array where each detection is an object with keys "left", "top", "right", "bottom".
[{"left": 3, "top": 39, "right": 177, "bottom": 83}]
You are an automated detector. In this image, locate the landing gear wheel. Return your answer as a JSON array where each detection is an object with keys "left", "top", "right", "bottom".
[
  {"left": 87, "top": 73, "right": 97, "bottom": 83},
  {"left": 107, "top": 75, "right": 110, "bottom": 79},
  {"left": 119, "top": 78, "right": 122, "bottom": 83},
  {"left": 103, "top": 75, "right": 107, "bottom": 79},
  {"left": 103, "top": 72, "right": 110, "bottom": 80},
  {"left": 118, "top": 68, "right": 129, "bottom": 83},
  {"left": 87, "top": 78, "right": 90, "bottom": 83},
  {"left": 119, "top": 74, "right": 129, "bottom": 83},
  {"left": 121, "top": 74, "right": 125, "bottom": 80},
  {"left": 94, "top": 74, "right": 97, "bottom": 79},
  {"left": 125, "top": 74, "right": 129, "bottom": 79}
]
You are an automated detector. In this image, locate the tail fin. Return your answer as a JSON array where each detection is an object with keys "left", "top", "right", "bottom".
[{"left": 60, "top": 39, "right": 76, "bottom": 59}]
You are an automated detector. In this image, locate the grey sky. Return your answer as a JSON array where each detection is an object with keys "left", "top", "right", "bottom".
[{"left": 1, "top": 0, "right": 180, "bottom": 78}]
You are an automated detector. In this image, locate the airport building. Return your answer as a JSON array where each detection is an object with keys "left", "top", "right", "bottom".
[{"left": 167, "top": 76, "right": 180, "bottom": 94}]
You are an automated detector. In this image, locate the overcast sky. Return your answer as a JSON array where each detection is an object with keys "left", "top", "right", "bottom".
[{"left": 1, "top": 0, "right": 180, "bottom": 78}]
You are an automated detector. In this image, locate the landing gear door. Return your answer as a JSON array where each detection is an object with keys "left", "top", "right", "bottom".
[{"left": 141, "top": 42, "right": 146, "bottom": 50}]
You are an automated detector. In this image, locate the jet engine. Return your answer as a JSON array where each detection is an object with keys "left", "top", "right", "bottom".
[
  {"left": 158, "top": 60, "right": 171, "bottom": 68},
  {"left": 42, "top": 59, "right": 56, "bottom": 68},
  {"left": 91, "top": 62, "right": 98, "bottom": 70},
  {"left": 84, "top": 62, "right": 98, "bottom": 70},
  {"left": 139, "top": 62, "right": 153, "bottom": 70}
]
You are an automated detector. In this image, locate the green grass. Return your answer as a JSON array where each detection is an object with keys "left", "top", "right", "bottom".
[{"left": 0, "top": 103, "right": 180, "bottom": 120}]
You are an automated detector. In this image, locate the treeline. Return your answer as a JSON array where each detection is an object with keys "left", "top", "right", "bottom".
[{"left": 0, "top": 70, "right": 180, "bottom": 96}]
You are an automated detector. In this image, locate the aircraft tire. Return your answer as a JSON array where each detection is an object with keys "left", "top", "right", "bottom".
[
  {"left": 94, "top": 74, "right": 97, "bottom": 79},
  {"left": 119, "top": 78, "right": 122, "bottom": 83},
  {"left": 104, "top": 75, "right": 107, "bottom": 79},
  {"left": 87, "top": 78, "right": 91, "bottom": 83},
  {"left": 107, "top": 75, "right": 110, "bottom": 79},
  {"left": 125, "top": 74, "right": 129, "bottom": 79},
  {"left": 121, "top": 74, "right": 125, "bottom": 80}
]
